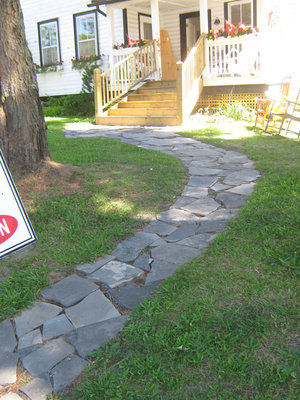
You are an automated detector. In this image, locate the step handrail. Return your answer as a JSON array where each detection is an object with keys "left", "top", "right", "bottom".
[
  {"left": 94, "top": 40, "right": 158, "bottom": 116},
  {"left": 176, "top": 33, "right": 206, "bottom": 124}
]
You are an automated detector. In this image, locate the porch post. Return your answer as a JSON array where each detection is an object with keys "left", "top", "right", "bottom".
[
  {"left": 151, "top": 0, "right": 161, "bottom": 79},
  {"left": 199, "top": 0, "right": 208, "bottom": 33},
  {"left": 106, "top": 6, "right": 115, "bottom": 68}
]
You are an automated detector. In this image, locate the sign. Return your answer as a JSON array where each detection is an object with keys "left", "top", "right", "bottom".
[{"left": 0, "top": 150, "right": 37, "bottom": 258}]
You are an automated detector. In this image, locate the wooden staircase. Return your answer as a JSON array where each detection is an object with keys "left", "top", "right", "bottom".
[{"left": 95, "top": 80, "right": 180, "bottom": 126}]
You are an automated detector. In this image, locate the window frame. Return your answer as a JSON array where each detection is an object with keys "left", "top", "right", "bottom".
[
  {"left": 73, "top": 11, "right": 100, "bottom": 60},
  {"left": 37, "top": 18, "right": 61, "bottom": 66},
  {"left": 225, "top": 0, "right": 257, "bottom": 27}
]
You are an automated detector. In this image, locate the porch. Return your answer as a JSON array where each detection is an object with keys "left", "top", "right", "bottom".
[{"left": 89, "top": 0, "right": 271, "bottom": 126}]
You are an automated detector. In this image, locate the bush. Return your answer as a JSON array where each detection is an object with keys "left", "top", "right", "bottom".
[
  {"left": 43, "top": 93, "right": 94, "bottom": 117},
  {"left": 216, "top": 101, "right": 255, "bottom": 122}
]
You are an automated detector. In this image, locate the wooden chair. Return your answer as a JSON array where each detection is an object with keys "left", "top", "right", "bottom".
[
  {"left": 266, "top": 89, "right": 300, "bottom": 137},
  {"left": 254, "top": 77, "right": 291, "bottom": 130}
]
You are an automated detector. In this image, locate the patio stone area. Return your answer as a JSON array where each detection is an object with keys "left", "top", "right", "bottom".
[{"left": 0, "top": 123, "right": 260, "bottom": 399}]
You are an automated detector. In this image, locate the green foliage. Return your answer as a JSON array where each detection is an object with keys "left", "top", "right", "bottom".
[
  {"left": 43, "top": 93, "right": 94, "bottom": 117},
  {"left": 216, "top": 101, "right": 255, "bottom": 122},
  {"left": 81, "top": 65, "right": 97, "bottom": 94}
]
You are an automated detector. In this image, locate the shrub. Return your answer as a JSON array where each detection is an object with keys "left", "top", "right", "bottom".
[{"left": 43, "top": 93, "right": 94, "bottom": 117}]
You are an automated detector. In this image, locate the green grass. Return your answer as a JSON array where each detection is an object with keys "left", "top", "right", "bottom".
[
  {"left": 0, "top": 117, "right": 187, "bottom": 320},
  {"left": 66, "top": 126, "right": 299, "bottom": 400}
]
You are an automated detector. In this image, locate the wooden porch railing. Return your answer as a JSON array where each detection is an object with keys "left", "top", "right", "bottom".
[
  {"left": 205, "top": 35, "right": 261, "bottom": 78},
  {"left": 176, "top": 33, "right": 206, "bottom": 124},
  {"left": 94, "top": 40, "right": 157, "bottom": 116}
]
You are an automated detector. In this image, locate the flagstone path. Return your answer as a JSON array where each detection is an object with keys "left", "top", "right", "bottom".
[{"left": 0, "top": 124, "right": 260, "bottom": 400}]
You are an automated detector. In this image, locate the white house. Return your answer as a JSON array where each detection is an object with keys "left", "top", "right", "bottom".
[
  {"left": 20, "top": 0, "right": 300, "bottom": 125},
  {"left": 20, "top": 0, "right": 125, "bottom": 96}
]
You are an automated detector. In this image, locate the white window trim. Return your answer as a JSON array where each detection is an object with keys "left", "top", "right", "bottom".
[
  {"left": 74, "top": 12, "right": 98, "bottom": 59},
  {"left": 38, "top": 19, "right": 60, "bottom": 66},
  {"left": 139, "top": 14, "right": 152, "bottom": 40},
  {"left": 228, "top": 0, "right": 253, "bottom": 27}
]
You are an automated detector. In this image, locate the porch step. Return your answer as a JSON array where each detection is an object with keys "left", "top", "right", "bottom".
[
  {"left": 118, "top": 100, "right": 177, "bottom": 108},
  {"left": 96, "top": 80, "right": 179, "bottom": 127},
  {"left": 145, "top": 80, "right": 176, "bottom": 88},
  {"left": 108, "top": 107, "right": 178, "bottom": 116},
  {"left": 127, "top": 93, "right": 177, "bottom": 101},
  {"left": 137, "top": 87, "right": 177, "bottom": 94},
  {"left": 95, "top": 115, "right": 179, "bottom": 126}
]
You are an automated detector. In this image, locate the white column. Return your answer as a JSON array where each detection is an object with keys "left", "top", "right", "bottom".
[
  {"left": 199, "top": 0, "right": 208, "bottom": 34},
  {"left": 151, "top": 0, "right": 161, "bottom": 79},
  {"left": 106, "top": 6, "right": 115, "bottom": 68}
]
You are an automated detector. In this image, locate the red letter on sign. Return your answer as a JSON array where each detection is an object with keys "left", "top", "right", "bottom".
[{"left": 0, "top": 216, "right": 18, "bottom": 244}]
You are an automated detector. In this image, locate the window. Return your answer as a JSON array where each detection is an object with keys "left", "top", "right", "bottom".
[
  {"left": 228, "top": 1, "right": 252, "bottom": 26},
  {"left": 74, "top": 12, "right": 99, "bottom": 59},
  {"left": 138, "top": 13, "right": 152, "bottom": 40},
  {"left": 38, "top": 19, "right": 61, "bottom": 66}
]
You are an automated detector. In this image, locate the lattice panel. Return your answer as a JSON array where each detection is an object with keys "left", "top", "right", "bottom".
[{"left": 197, "top": 92, "right": 266, "bottom": 110}]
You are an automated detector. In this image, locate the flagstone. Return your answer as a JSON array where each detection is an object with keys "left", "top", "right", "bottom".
[{"left": 0, "top": 319, "right": 16, "bottom": 353}]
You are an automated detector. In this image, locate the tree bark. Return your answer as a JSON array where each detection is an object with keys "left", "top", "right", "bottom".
[{"left": 0, "top": 0, "right": 48, "bottom": 179}]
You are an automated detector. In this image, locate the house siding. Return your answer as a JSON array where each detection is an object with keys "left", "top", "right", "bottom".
[{"left": 20, "top": 0, "right": 124, "bottom": 96}]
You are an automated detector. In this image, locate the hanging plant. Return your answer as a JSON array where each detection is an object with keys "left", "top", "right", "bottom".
[
  {"left": 206, "top": 19, "right": 259, "bottom": 40},
  {"left": 34, "top": 60, "right": 64, "bottom": 73},
  {"left": 71, "top": 54, "right": 103, "bottom": 70}
]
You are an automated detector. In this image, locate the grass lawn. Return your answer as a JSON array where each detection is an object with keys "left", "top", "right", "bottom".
[
  {"left": 65, "top": 126, "right": 299, "bottom": 400},
  {"left": 0, "top": 118, "right": 187, "bottom": 320}
]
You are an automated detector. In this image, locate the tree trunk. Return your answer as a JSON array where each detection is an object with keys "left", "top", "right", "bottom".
[{"left": 0, "top": 0, "right": 48, "bottom": 179}]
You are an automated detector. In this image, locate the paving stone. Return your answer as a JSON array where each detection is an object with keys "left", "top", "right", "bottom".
[
  {"left": 75, "top": 255, "right": 115, "bottom": 275},
  {"left": 108, "top": 282, "right": 160, "bottom": 309},
  {"left": 188, "top": 167, "right": 222, "bottom": 175},
  {"left": 211, "top": 183, "right": 232, "bottom": 192},
  {"left": 15, "top": 302, "right": 62, "bottom": 338},
  {"left": 201, "top": 208, "right": 239, "bottom": 221},
  {"left": 165, "top": 222, "right": 198, "bottom": 242},
  {"left": 197, "top": 219, "right": 229, "bottom": 233},
  {"left": 20, "top": 373, "right": 52, "bottom": 400},
  {"left": 89, "top": 260, "right": 143, "bottom": 287},
  {"left": 226, "top": 182, "right": 255, "bottom": 195},
  {"left": 65, "top": 290, "right": 120, "bottom": 328},
  {"left": 145, "top": 260, "right": 179, "bottom": 285},
  {"left": 113, "top": 232, "right": 159, "bottom": 262},
  {"left": 218, "top": 153, "right": 249, "bottom": 164},
  {"left": 158, "top": 208, "right": 200, "bottom": 224},
  {"left": 188, "top": 176, "right": 218, "bottom": 187},
  {"left": 133, "top": 253, "right": 152, "bottom": 272},
  {"left": 181, "top": 197, "right": 220, "bottom": 216},
  {"left": 51, "top": 354, "right": 88, "bottom": 394},
  {"left": 0, "top": 319, "right": 16, "bottom": 353},
  {"left": 151, "top": 243, "right": 201, "bottom": 265},
  {"left": 1, "top": 394, "right": 23, "bottom": 400},
  {"left": 170, "top": 196, "right": 199, "bottom": 209},
  {"left": 43, "top": 314, "right": 74, "bottom": 341},
  {"left": 18, "top": 344, "right": 43, "bottom": 360},
  {"left": 0, "top": 351, "right": 19, "bottom": 385},
  {"left": 189, "top": 159, "right": 218, "bottom": 168},
  {"left": 41, "top": 275, "right": 98, "bottom": 307},
  {"left": 18, "top": 329, "right": 42, "bottom": 351},
  {"left": 182, "top": 186, "right": 208, "bottom": 198},
  {"left": 178, "top": 233, "right": 216, "bottom": 249},
  {"left": 223, "top": 169, "right": 260, "bottom": 185},
  {"left": 216, "top": 192, "right": 247, "bottom": 209},
  {"left": 144, "top": 220, "right": 177, "bottom": 236},
  {"left": 22, "top": 338, "right": 74, "bottom": 377},
  {"left": 150, "top": 238, "right": 167, "bottom": 247},
  {"left": 65, "top": 316, "right": 128, "bottom": 358}
]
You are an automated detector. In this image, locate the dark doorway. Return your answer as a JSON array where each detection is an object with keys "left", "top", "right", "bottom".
[{"left": 180, "top": 10, "right": 211, "bottom": 61}]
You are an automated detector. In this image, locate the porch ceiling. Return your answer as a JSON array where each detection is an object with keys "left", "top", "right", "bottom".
[{"left": 89, "top": 0, "right": 202, "bottom": 12}]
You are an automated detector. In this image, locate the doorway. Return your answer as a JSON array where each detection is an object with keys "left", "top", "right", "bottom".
[{"left": 180, "top": 10, "right": 211, "bottom": 61}]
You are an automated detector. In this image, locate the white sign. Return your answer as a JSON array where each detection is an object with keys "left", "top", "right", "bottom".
[{"left": 0, "top": 150, "right": 36, "bottom": 258}]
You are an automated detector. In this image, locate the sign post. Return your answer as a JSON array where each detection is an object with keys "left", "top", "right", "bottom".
[{"left": 0, "top": 150, "right": 37, "bottom": 258}]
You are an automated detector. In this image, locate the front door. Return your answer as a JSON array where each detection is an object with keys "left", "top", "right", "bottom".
[
  {"left": 180, "top": 12, "right": 200, "bottom": 61},
  {"left": 180, "top": 10, "right": 211, "bottom": 61}
]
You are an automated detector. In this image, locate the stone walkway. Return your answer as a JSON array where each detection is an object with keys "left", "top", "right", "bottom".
[{"left": 0, "top": 124, "right": 260, "bottom": 400}]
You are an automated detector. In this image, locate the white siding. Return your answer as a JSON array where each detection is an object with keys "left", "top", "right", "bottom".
[{"left": 20, "top": 0, "right": 123, "bottom": 96}]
